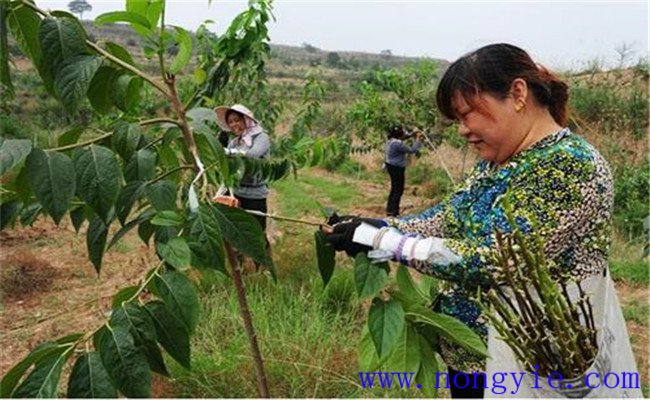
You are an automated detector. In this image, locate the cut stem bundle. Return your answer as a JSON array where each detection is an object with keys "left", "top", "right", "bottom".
[{"left": 479, "top": 200, "right": 598, "bottom": 379}]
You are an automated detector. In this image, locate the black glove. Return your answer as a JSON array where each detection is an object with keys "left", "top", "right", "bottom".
[
  {"left": 324, "top": 213, "right": 387, "bottom": 257},
  {"left": 324, "top": 220, "right": 370, "bottom": 257},
  {"left": 326, "top": 213, "right": 386, "bottom": 228}
]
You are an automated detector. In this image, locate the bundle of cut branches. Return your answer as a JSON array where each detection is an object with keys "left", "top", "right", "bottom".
[{"left": 478, "top": 200, "right": 598, "bottom": 379}]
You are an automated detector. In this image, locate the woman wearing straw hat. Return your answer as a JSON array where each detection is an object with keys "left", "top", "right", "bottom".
[{"left": 214, "top": 104, "right": 272, "bottom": 235}]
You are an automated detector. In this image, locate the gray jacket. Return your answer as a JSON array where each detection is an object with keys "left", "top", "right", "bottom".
[
  {"left": 227, "top": 131, "right": 271, "bottom": 199},
  {"left": 385, "top": 138, "right": 422, "bottom": 168}
]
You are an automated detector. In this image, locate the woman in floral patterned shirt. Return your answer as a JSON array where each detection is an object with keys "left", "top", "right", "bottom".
[{"left": 325, "top": 43, "right": 613, "bottom": 399}]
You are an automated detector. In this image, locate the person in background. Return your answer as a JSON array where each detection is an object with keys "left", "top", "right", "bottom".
[
  {"left": 323, "top": 43, "right": 613, "bottom": 398},
  {"left": 214, "top": 104, "right": 271, "bottom": 235},
  {"left": 384, "top": 125, "right": 423, "bottom": 217}
]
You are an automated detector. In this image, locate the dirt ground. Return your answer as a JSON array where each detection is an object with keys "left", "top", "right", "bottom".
[{"left": 0, "top": 219, "right": 157, "bottom": 383}]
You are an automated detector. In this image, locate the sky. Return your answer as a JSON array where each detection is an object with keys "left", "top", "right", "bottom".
[{"left": 39, "top": 1, "right": 649, "bottom": 71}]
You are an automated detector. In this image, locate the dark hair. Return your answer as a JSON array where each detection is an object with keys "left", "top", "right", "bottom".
[
  {"left": 436, "top": 43, "right": 569, "bottom": 126},
  {"left": 387, "top": 125, "right": 404, "bottom": 139},
  {"left": 225, "top": 109, "right": 244, "bottom": 122}
]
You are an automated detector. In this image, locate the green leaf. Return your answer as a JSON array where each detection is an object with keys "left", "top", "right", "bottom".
[
  {"left": 407, "top": 308, "right": 488, "bottom": 357},
  {"left": 104, "top": 41, "right": 137, "bottom": 67},
  {"left": 193, "top": 68, "right": 206, "bottom": 85},
  {"left": 26, "top": 149, "right": 76, "bottom": 224},
  {"left": 74, "top": 145, "right": 122, "bottom": 223},
  {"left": 110, "top": 303, "right": 168, "bottom": 376},
  {"left": 138, "top": 220, "right": 155, "bottom": 245},
  {"left": 111, "top": 74, "right": 142, "bottom": 112},
  {"left": 156, "top": 237, "right": 191, "bottom": 270},
  {"left": 7, "top": 4, "right": 53, "bottom": 93},
  {"left": 69, "top": 206, "right": 85, "bottom": 233},
  {"left": 210, "top": 203, "right": 273, "bottom": 271},
  {"left": 314, "top": 230, "right": 335, "bottom": 287},
  {"left": 125, "top": 0, "right": 162, "bottom": 33},
  {"left": 368, "top": 298, "right": 405, "bottom": 360},
  {"left": 151, "top": 210, "right": 183, "bottom": 226},
  {"left": 154, "top": 271, "right": 199, "bottom": 334},
  {"left": 112, "top": 123, "right": 144, "bottom": 161},
  {"left": 0, "top": 0, "right": 14, "bottom": 98},
  {"left": 354, "top": 254, "right": 389, "bottom": 299},
  {"left": 112, "top": 286, "right": 140, "bottom": 308},
  {"left": 95, "top": 11, "right": 151, "bottom": 29},
  {"left": 38, "top": 16, "right": 88, "bottom": 74},
  {"left": 124, "top": 149, "right": 157, "bottom": 182},
  {"left": 87, "top": 66, "right": 118, "bottom": 114},
  {"left": 87, "top": 215, "right": 108, "bottom": 274},
  {"left": 0, "top": 138, "right": 32, "bottom": 176},
  {"left": 54, "top": 55, "right": 102, "bottom": 113},
  {"left": 115, "top": 181, "right": 146, "bottom": 224},
  {"left": 383, "top": 324, "right": 421, "bottom": 374},
  {"left": 57, "top": 127, "right": 84, "bottom": 147},
  {"left": 13, "top": 347, "right": 72, "bottom": 398},
  {"left": 186, "top": 204, "right": 225, "bottom": 272},
  {"left": 97, "top": 325, "right": 151, "bottom": 398},
  {"left": 154, "top": 224, "right": 178, "bottom": 245},
  {"left": 143, "top": 301, "right": 191, "bottom": 369},
  {"left": 0, "top": 342, "right": 62, "bottom": 398},
  {"left": 157, "top": 145, "right": 180, "bottom": 171},
  {"left": 20, "top": 203, "right": 42, "bottom": 227},
  {"left": 108, "top": 208, "right": 155, "bottom": 251},
  {"left": 0, "top": 200, "right": 21, "bottom": 230},
  {"left": 414, "top": 334, "right": 441, "bottom": 398},
  {"left": 14, "top": 165, "right": 31, "bottom": 203},
  {"left": 396, "top": 264, "right": 427, "bottom": 304},
  {"left": 168, "top": 26, "right": 192, "bottom": 74},
  {"left": 67, "top": 352, "right": 117, "bottom": 398},
  {"left": 357, "top": 325, "right": 380, "bottom": 371},
  {"left": 145, "top": 180, "right": 176, "bottom": 212}
]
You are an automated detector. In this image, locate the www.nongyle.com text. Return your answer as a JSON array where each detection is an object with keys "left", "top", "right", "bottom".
[{"left": 358, "top": 368, "right": 640, "bottom": 395}]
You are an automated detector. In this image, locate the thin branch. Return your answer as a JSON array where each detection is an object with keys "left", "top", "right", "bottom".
[
  {"left": 421, "top": 132, "right": 456, "bottom": 185},
  {"left": 139, "top": 117, "right": 181, "bottom": 127},
  {"left": 48, "top": 131, "right": 112, "bottom": 152},
  {"left": 86, "top": 41, "right": 170, "bottom": 97},
  {"left": 226, "top": 244, "right": 270, "bottom": 397},
  {"left": 244, "top": 209, "right": 331, "bottom": 228},
  {"left": 147, "top": 164, "right": 194, "bottom": 185},
  {"left": 157, "top": 1, "right": 167, "bottom": 80}
]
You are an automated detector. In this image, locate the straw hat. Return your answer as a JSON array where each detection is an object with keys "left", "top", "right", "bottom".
[{"left": 214, "top": 104, "right": 258, "bottom": 132}]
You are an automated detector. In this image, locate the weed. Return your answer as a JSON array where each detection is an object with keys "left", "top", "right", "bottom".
[{"left": 0, "top": 252, "right": 56, "bottom": 301}]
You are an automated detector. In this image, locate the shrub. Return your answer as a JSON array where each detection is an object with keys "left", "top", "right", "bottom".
[
  {"left": 0, "top": 115, "right": 24, "bottom": 138},
  {"left": 613, "top": 160, "right": 650, "bottom": 241}
]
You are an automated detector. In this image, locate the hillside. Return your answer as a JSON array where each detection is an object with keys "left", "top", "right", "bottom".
[{"left": 78, "top": 21, "right": 446, "bottom": 70}]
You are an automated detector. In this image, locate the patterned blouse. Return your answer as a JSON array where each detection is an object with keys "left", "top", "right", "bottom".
[{"left": 391, "top": 128, "right": 613, "bottom": 372}]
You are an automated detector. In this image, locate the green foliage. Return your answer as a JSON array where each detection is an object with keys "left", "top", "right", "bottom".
[
  {"left": 347, "top": 60, "right": 441, "bottom": 143},
  {"left": 314, "top": 230, "right": 335, "bottom": 286},
  {"left": 354, "top": 254, "right": 389, "bottom": 299},
  {"left": 170, "top": 274, "right": 364, "bottom": 397},
  {"left": 0, "top": 0, "right": 284, "bottom": 397},
  {"left": 0, "top": 137, "right": 32, "bottom": 175},
  {"left": 610, "top": 259, "right": 649, "bottom": 285},
  {"left": 407, "top": 163, "right": 454, "bottom": 199},
  {"left": 570, "top": 79, "right": 649, "bottom": 138},
  {"left": 368, "top": 298, "right": 405, "bottom": 359},
  {"left": 613, "top": 160, "right": 649, "bottom": 240}
]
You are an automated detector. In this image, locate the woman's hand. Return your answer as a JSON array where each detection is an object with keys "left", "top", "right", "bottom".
[{"left": 321, "top": 214, "right": 387, "bottom": 257}]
